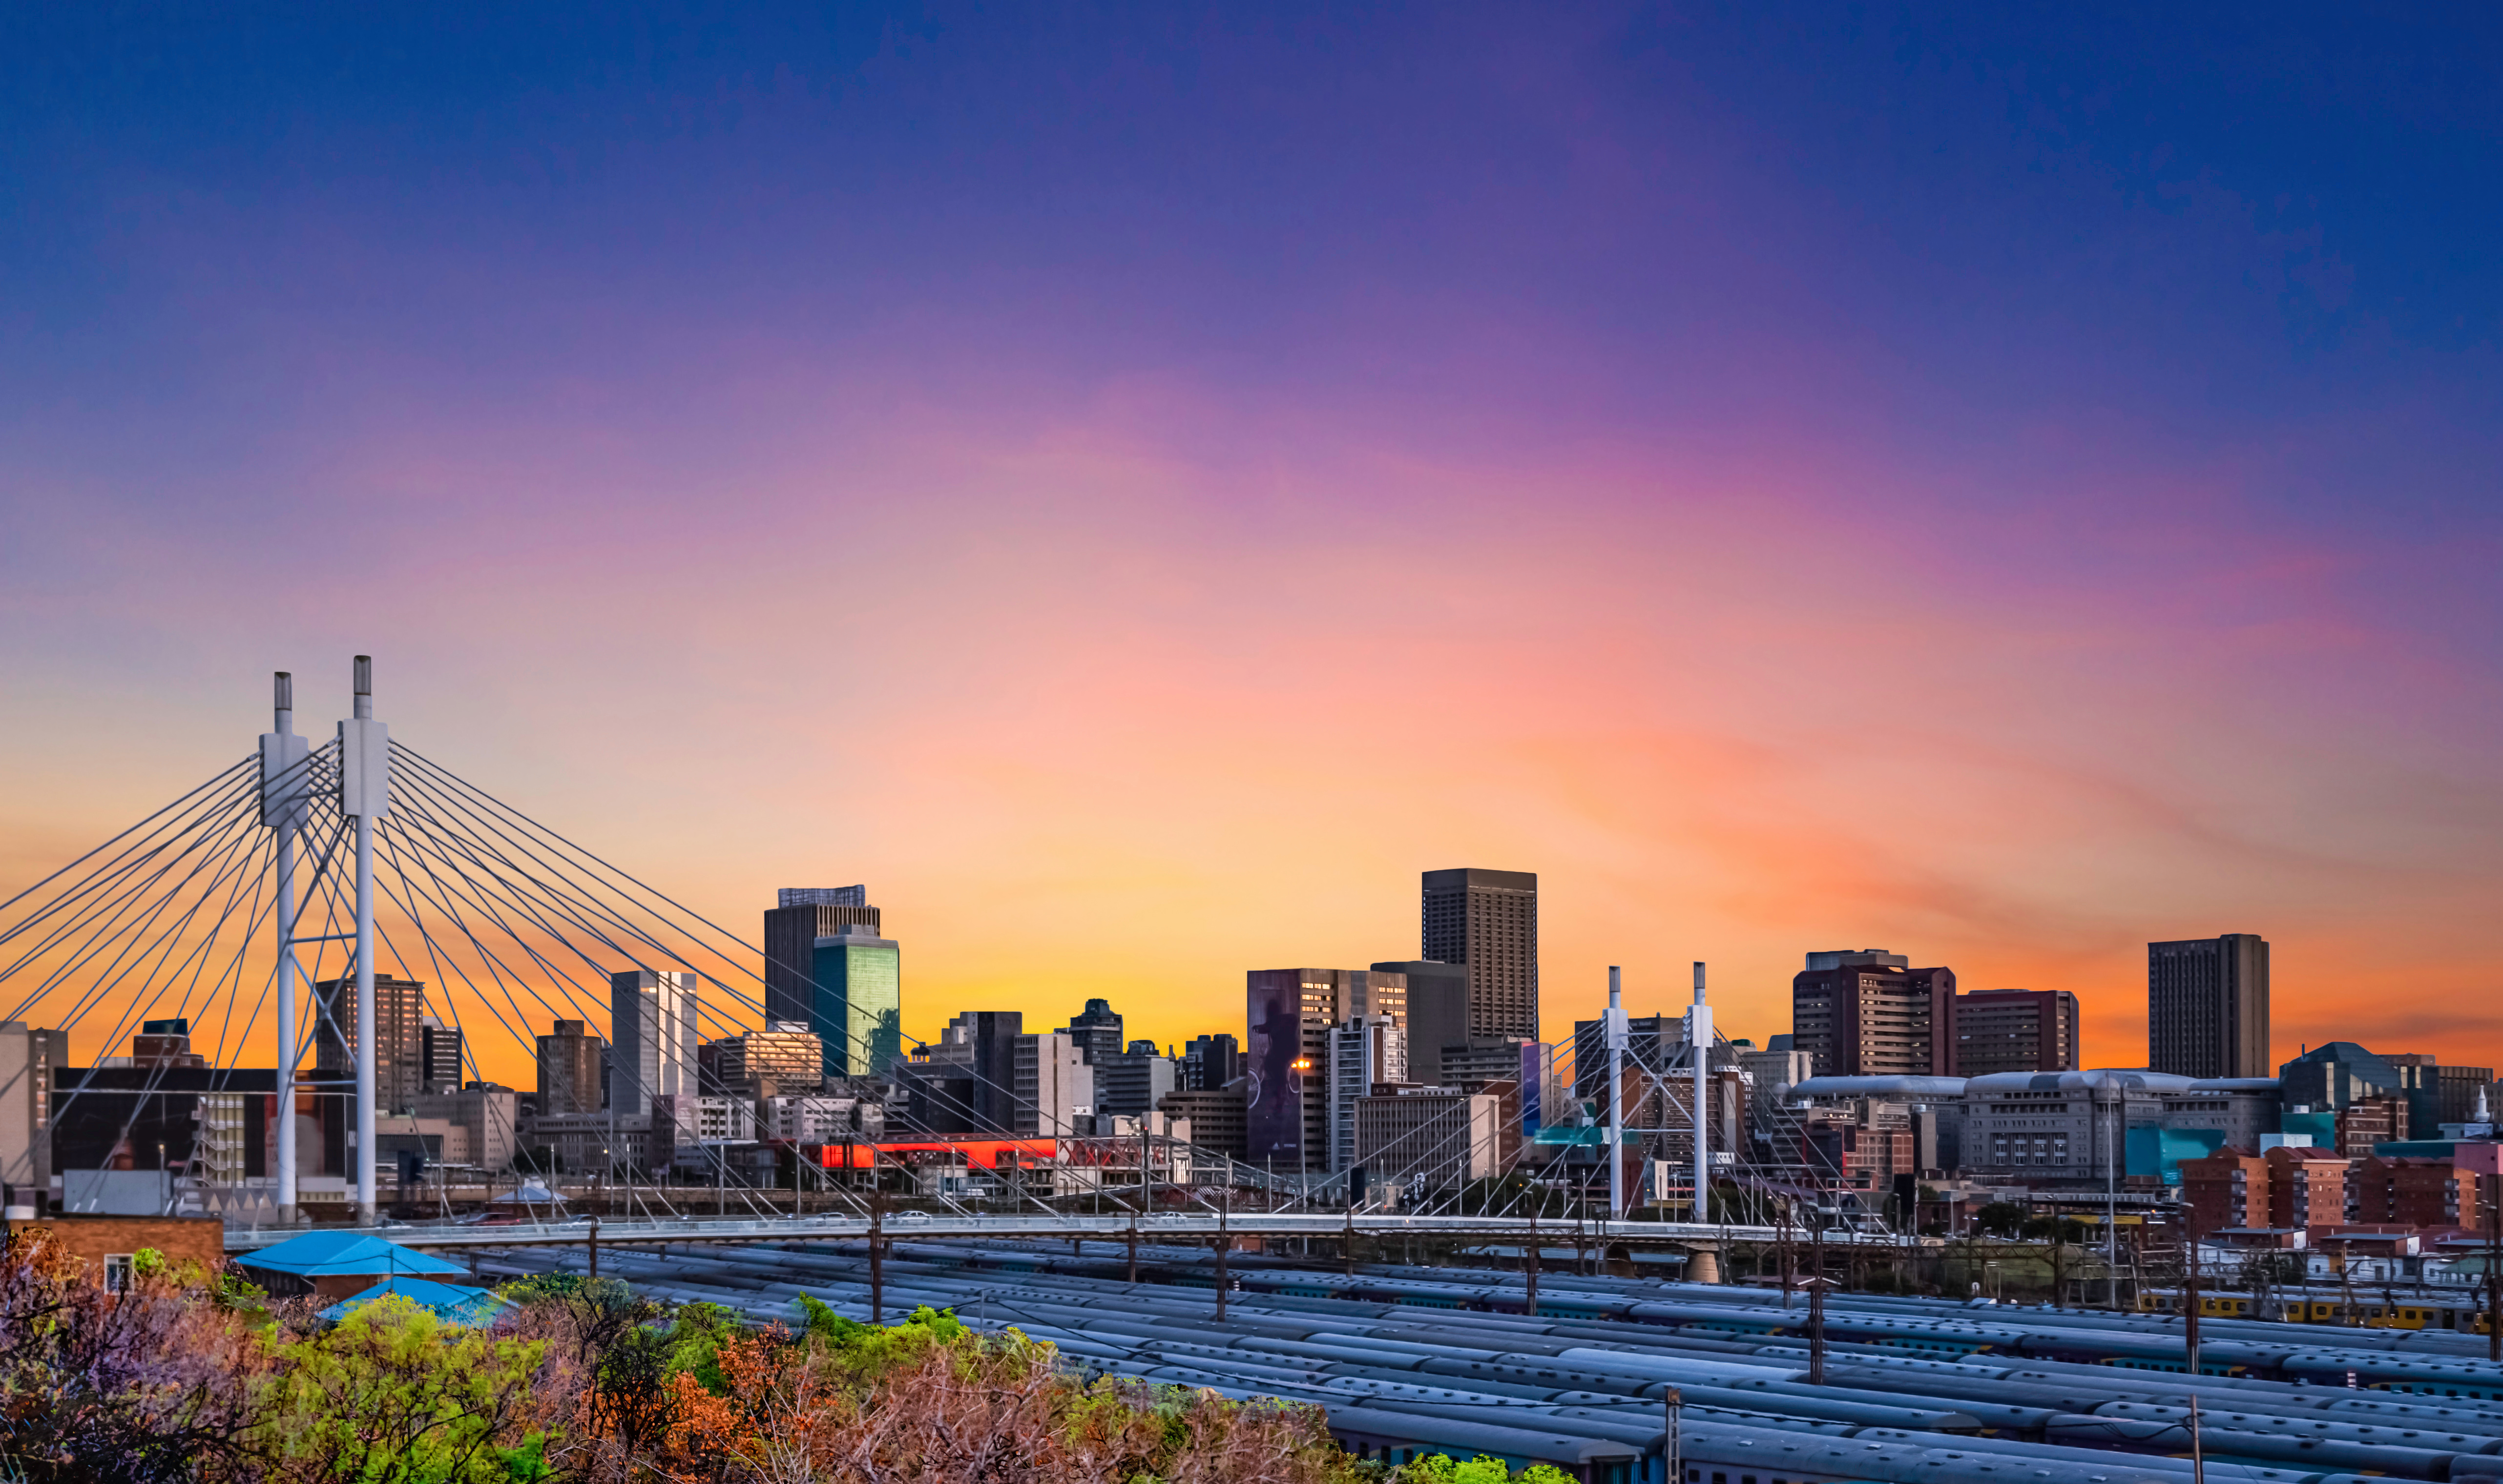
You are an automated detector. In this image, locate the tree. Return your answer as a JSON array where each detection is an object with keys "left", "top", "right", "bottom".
[
  {"left": 257, "top": 1295, "right": 550, "bottom": 1484},
  {"left": 0, "top": 1231, "right": 271, "bottom": 1484},
  {"left": 1974, "top": 1201, "right": 2025, "bottom": 1237}
]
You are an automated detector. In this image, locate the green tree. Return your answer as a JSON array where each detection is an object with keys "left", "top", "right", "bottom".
[{"left": 258, "top": 1295, "right": 550, "bottom": 1484}]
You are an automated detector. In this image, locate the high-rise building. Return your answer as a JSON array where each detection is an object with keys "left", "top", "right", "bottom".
[
  {"left": 1094, "top": 1041, "right": 1177, "bottom": 1117},
  {"left": 700, "top": 1023, "right": 826, "bottom": 1099},
  {"left": 1327, "top": 1016, "right": 1409, "bottom": 1173},
  {"left": 1180, "top": 1033, "right": 1240, "bottom": 1091},
  {"left": 1946, "top": 989, "right": 2079, "bottom": 1076},
  {"left": 1245, "top": 968, "right": 1408, "bottom": 1173},
  {"left": 2439, "top": 1064, "right": 2499, "bottom": 1125},
  {"left": 899, "top": 1010, "right": 1022, "bottom": 1134},
  {"left": 1061, "top": 999, "right": 1125, "bottom": 1066},
  {"left": 1372, "top": 960, "right": 1469, "bottom": 1084},
  {"left": 764, "top": 886, "right": 901, "bottom": 1078},
  {"left": 2148, "top": 934, "right": 2270, "bottom": 1080},
  {"left": 418, "top": 1016, "right": 465, "bottom": 1093},
  {"left": 813, "top": 924, "right": 902, "bottom": 1080},
  {"left": 1421, "top": 868, "right": 1538, "bottom": 1042},
  {"left": 314, "top": 973, "right": 429, "bottom": 1112},
  {"left": 608, "top": 970, "right": 699, "bottom": 1117},
  {"left": 1789, "top": 950, "right": 1954, "bottom": 1077},
  {"left": 1010, "top": 1031, "right": 1092, "bottom": 1136},
  {"left": 536, "top": 1019, "right": 604, "bottom": 1116}
]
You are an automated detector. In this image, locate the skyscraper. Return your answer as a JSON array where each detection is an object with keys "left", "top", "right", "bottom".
[
  {"left": 764, "top": 887, "right": 901, "bottom": 1080},
  {"left": 1420, "top": 868, "right": 1538, "bottom": 1041},
  {"left": 315, "top": 973, "right": 428, "bottom": 1112},
  {"left": 1371, "top": 959, "right": 1469, "bottom": 1085},
  {"left": 1180, "top": 1033, "right": 1240, "bottom": 1091},
  {"left": 2148, "top": 934, "right": 2270, "bottom": 1079},
  {"left": 1946, "top": 989, "right": 2079, "bottom": 1076},
  {"left": 418, "top": 1015, "right": 465, "bottom": 1092},
  {"left": 1789, "top": 950, "right": 1954, "bottom": 1077},
  {"left": 608, "top": 969, "right": 699, "bottom": 1117},
  {"left": 1061, "top": 998, "right": 1125, "bottom": 1065},
  {"left": 1244, "top": 967, "right": 1407, "bottom": 1173},
  {"left": 536, "top": 1019, "right": 603, "bottom": 1115}
]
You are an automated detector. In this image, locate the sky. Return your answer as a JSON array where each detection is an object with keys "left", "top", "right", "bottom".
[{"left": 3, "top": 4, "right": 2500, "bottom": 1086}]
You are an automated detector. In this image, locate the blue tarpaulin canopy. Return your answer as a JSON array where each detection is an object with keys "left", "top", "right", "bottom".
[
  {"left": 236, "top": 1230, "right": 467, "bottom": 1278},
  {"left": 317, "top": 1275, "right": 507, "bottom": 1327}
]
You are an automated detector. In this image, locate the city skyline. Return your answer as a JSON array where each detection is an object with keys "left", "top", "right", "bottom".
[{"left": 4, "top": 10, "right": 2500, "bottom": 1079}]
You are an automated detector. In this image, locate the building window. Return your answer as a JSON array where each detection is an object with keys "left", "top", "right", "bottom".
[{"left": 104, "top": 1254, "right": 134, "bottom": 1292}]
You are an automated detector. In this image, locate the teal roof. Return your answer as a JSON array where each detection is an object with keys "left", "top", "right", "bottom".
[
  {"left": 318, "top": 1276, "right": 507, "bottom": 1327},
  {"left": 237, "top": 1230, "right": 467, "bottom": 1278}
]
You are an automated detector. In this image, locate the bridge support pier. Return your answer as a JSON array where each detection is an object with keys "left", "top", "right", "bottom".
[{"left": 1684, "top": 1243, "right": 1721, "bottom": 1284}]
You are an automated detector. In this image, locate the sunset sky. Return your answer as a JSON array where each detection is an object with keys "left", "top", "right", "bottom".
[{"left": 3, "top": 6, "right": 2500, "bottom": 1085}]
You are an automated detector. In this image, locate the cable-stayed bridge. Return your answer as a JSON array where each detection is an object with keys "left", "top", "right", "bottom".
[{"left": 2, "top": 658, "right": 1857, "bottom": 1256}]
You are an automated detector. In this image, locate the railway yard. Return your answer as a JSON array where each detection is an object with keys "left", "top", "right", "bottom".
[{"left": 476, "top": 1238, "right": 2503, "bottom": 1484}]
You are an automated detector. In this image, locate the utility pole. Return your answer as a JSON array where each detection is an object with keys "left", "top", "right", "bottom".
[
  {"left": 338, "top": 656, "right": 388, "bottom": 1225},
  {"left": 1343, "top": 1197, "right": 1355, "bottom": 1278},
  {"left": 869, "top": 1189, "right": 886, "bottom": 1324},
  {"left": 2183, "top": 1204, "right": 2203, "bottom": 1376},
  {"left": 1128, "top": 1206, "right": 1140, "bottom": 1284},
  {"left": 1214, "top": 1190, "right": 1231, "bottom": 1321},
  {"left": 2190, "top": 1393, "right": 2205, "bottom": 1484},
  {"left": 2487, "top": 1169, "right": 2501, "bottom": 1364},
  {"left": 1807, "top": 1273, "right": 1830, "bottom": 1385},
  {"left": 1526, "top": 1199, "right": 1539, "bottom": 1311},
  {"left": 587, "top": 1214, "right": 599, "bottom": 1279},
  {"left": 259, "top": 672, "right": 310, "bottom": 1223}
]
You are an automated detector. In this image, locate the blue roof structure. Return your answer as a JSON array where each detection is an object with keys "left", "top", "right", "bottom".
[
  {"left": 317, "top": 1276, "right": 508, "bottom": 1327},
  {"left": 237, "top": 1230, "right": 467, "bottom": 1278}
]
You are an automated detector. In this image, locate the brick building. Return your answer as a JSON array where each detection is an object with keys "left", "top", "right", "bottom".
[
  {"left": 2181, "top": 1147, "right": 2272, "bottom": 1232},
  {"left": 2267, "top": 1145, "right": 2350, "bottom": 1229}
]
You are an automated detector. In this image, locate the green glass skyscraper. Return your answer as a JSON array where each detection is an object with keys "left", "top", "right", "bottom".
[{"left": 811, "top": 924, "right": 902, "bottom": 1079}]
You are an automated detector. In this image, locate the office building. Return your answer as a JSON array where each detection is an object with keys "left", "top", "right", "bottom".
[
  {"left": 133, "top": 1018, "right": 205, "bottom": 1069},
  {"left": 1947, "top": 989, "right": 2079, "bottom": 1076},
  {"left": 2148, "top": 933, "right": 2271, "bottom": 1079},
  {"left": 536, "top": 1020, "right": 604, "bottom": 1116},
  {"left": 1737, "top": 1041, "right": 1815, "bottom": 1152},
  {"left": 653, "top": 1093, "right": 756, "bottom": 1151},
  {"left": 418, "top": 1016, "right": 464, "bottom": 1093},
  {"left": 1327, "top": 1016, "right": 1409, "bottom": 1174},
  {"left": 763, "top": 886, "right": 880, "bottom": 1023},
  {"left": 1421, "top": 868, "right": 1538, "bottom": 1042},
  {"left": 50, "top": 1066, "right": 280, "bottom": 1179},
  {"left": 1245, "top": 968, "right": 1407, "bottom": 1174},
  {"left": 1790, "top": 950, "right": 1954, "bottom": 1077},
  {"left": 314, "top": 973, "right": 429, "bottom": 1112},
  {"left": 1439, "top": 1040, "right": 1532, "bottom": 1085},
  {"left": 700, "top": 1023, "right": 826, "bottom": 1099},
  {"left": 609, "top": 969, "right": 699, "bottom": 1118},
  {"left": 1960, "top": 1072, "right": 2163, "bottom": 1186},
  {"left": 762, "top": 1095, "right": 878, "bottom": 1143},
  {"left": 2440, "top": 1064, "right": 2499, "bottom": 1125},
  {"left": 1180, "top": 1033, "right": 1240, "bottom": 1091},
  {"left": 1156, "top": 1085, "right": 1247, "bottom": 1159},
  {"left": 0, "top": 1022, "right": 67, "bottom": 1210},
  {"left": 898, "top": 1010, "right": 1022, "bottom": 1134},
  {"left": 811, "top": 924, "right": 902, "bottom": 1080},
  {"left": 1061, "top": 999, "right": 1125, "bottom": 1066},
  {"left": 2335, "top": 1095, "right": 2408, "bottom": 1156},
  {"left": 764, "top": 886, "right": 902, "bottom": 1080},
  {"left": 1010, "top": 1031, "right": 1092, "bottom": 1137},
  {"left": 1372, "top": 959, "right": 1469, "bottom": 1083},
  {"left": 1352, "top": 1087, "right": 1502, "bottom": 1192},
  {"left": 409, "top": 1085, "right": 517, "bottom": 1173},
  {"left": 1094, "top": 1042, "right": 1177, "bottom": 1118}
]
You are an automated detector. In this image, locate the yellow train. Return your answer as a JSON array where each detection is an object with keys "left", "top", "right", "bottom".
[{"left": 2137, "top": 1286, "right": 2493, "bottom": 1331}]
